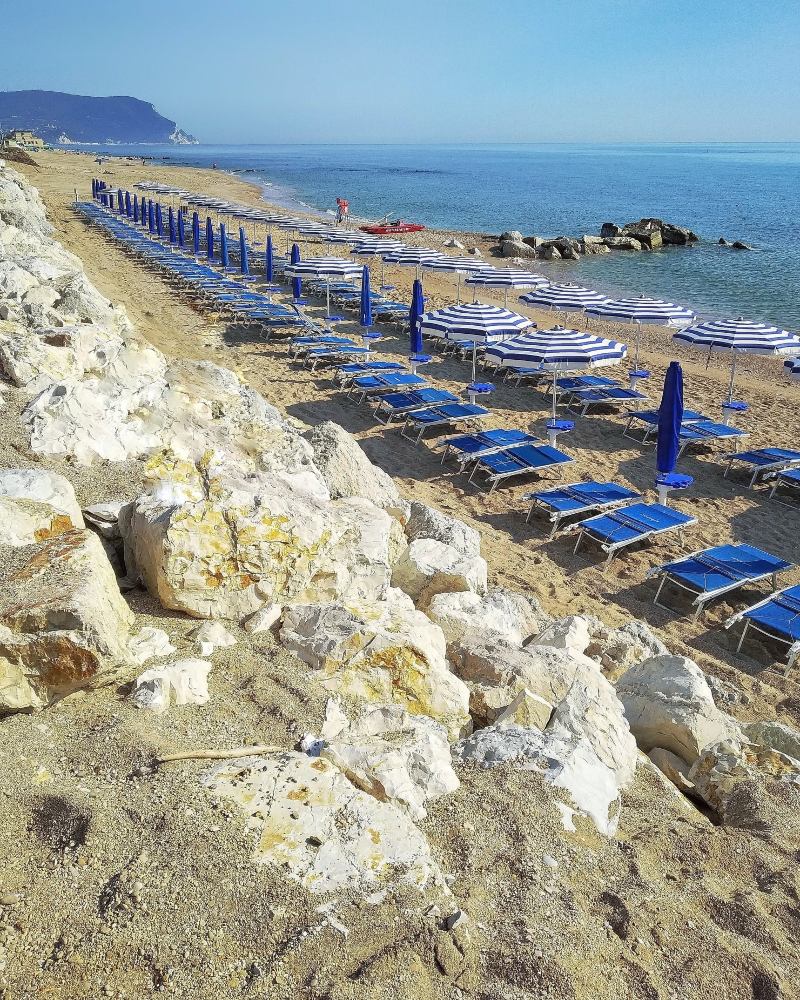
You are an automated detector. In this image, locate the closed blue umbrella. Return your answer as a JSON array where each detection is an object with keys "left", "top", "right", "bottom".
[
  {"left": 148, "top": 200, "right": 155, "bottom": 233},
  {"left": 360, "top": 265, "right": 373, "bottom": 330},
  {"left": 192, "top": 212, "right": 200, "bottom": 255},
  {"left": 290, "top": 243, "right": 302, "bottom": 299},
  {"left": 156, "top": 203, "right": 164, "bottom": 237},
  {"left": 91, "top": 179, "right": 96, "bottom": 198},
  {"left": 168, "top": 207, "right": 176, "bottom": 244},
  {"left": 265, "top": 234, "right": 274, "bottom": 282},
  {"left": 220, "top": 224, "right": 229, "bottom": 268},
  {"left": 117, "top": 189, "right": 124, "bottom": 213},
  {"left": 206, "top": 217, "right": 214, "bottom": 259},
  {"left": 124, "top": 191, "right": 132, "bottom": 217},
  {"left": 239, "top": 226, "right": 249, "bottom": 275},
  {"left": 656, "top": 362, "right": 684, "bottom": 475},
  {"left": 177, "top": 209, "right": 185, "bottom": 248},
  {"left": 133, "top": 195, "right": 139, "bottom": 223},
  {"left": 409, "top": 278, "right": 424, "bottom": 355}
]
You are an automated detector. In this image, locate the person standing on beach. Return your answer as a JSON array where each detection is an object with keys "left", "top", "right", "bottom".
[{"left": 335, "top": 197, "right": 349, "bottom": 224}]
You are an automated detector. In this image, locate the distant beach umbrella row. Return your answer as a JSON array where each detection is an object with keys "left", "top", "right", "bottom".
[{"left": 520, "top": 282, "right": 610, "bottom": 312}]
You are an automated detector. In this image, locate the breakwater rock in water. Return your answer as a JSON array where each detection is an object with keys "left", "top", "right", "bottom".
[
  {"left": 499, "top": 217, "right": 699, "bottom": 261},
  {"left": 2, "top": 160, "right": 800, "bottom": 998}
]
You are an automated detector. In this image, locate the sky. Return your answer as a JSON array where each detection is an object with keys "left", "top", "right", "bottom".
[{"left": 2, "top": 0, "right": 799, "bottom": 144}]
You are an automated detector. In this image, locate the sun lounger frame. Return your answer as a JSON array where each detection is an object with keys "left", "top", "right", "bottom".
[
  {"left": 726, "top": 586, "right": 800, "bottom": 674},
  {"left": 524, "top": 481, "right": 641, "bottom": 539},
  {"left": 567, "top": 505, "right": 697, "bottom": 568}
]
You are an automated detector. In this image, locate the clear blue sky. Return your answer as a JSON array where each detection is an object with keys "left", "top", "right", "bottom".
[{"left": 3, "top": 0, "right": 799, "bottom": 143}]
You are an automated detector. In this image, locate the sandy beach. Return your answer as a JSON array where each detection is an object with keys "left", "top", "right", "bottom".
[
  {"left": 22, "top": 150, "right": 800, "bottom": 708},
  {"left": 2, "top": 150, "right": 800, "bottom": 1000}
]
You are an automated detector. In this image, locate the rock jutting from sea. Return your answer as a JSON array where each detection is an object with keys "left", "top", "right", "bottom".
[{"left": 497, "top": 217, "right": 699, "bottom": 261}]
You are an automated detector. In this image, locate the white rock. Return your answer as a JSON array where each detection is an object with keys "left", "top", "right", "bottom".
[
  {"left": 0, "top": 530, "right": 135, "bottom": 712},
  {"left": 190, "top": 621, "right": 237, "bottom": 656},
  {"left": 616, "top": 654, "right": 742, "bottom": 764},
  {"left": 405, "top": 502, "right": 481, "bottom": 558},
  {"left": 495, "top": 688, "right": 553, "bottom": 730},
  {"left": 647, "top": 747, "right": 695, "bottom": 793},
  {"left": 426, "top": 588, "right": 548, "bottom": 649},
  {"left": 534, "top": 615, "right": 592, "bottom": 656},
  {"left": 202, "top": 751, "right": 444, "bottom": 893},
  {"left": 127, "top": 627, "right": 177, "bottom": 666},
  {"left": 130, "top": 658, "right": 212, "bottom": 712},
  {"left": 0, "top": 468, "right": 84, "bottom": 528},
  {"left": 82, "top": 501, "right": 126, "bottom": 540},
  {"left": 243, "top": 604, "right": 282, "bottom": 634},
  {"left": 391, "top": 538, "right": 487, "bottom": 608},
  {"left": 320, "top": 703, "right": 459, "bottom": 819},
  {"left": 280, "top": 590, "right": 470, "bottom": 739},
  {"left": 0, "top": 496, "right": 77, "bottom": 547},
  {"left": 743, "top": 720, "right": 800, "bottom": 761}
]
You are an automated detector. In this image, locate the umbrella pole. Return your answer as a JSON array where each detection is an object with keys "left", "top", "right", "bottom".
[
  {"left": 728, "top": 349, "right": 737, "bottom": 403},
  {"left": 472, "top": 343, "right": 477, "bottom": 383},
  {"left": 456, "top": 273, "right": 461, "bottom": 305},
  {"left": 326, "top": 280, "right": 331, "bottom": 320},
  {"left": 635, "top": 321, "right": 641, "bottom": 370},
  {"left": 552, "top": 371, "right": 557, "bottom": 420}
]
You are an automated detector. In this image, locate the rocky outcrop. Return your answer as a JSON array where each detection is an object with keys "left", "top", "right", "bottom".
[
  {"left": 0, "top": 530, "right": 135, "bottom": 711},
  {"left": 404, "top": 501, "right": 481, "bottom": 558},
  {"left": 616, "top": 654, "right": 742, "bottom": 764},
  {"left": 0, "top": 466, "right": 84, "bottom": 549},
  {"left": 426, "top": 587, "right": 547, "bottom": 650},
  {"left": 391, "top": 538, "right": 487, "bottom": 609}
]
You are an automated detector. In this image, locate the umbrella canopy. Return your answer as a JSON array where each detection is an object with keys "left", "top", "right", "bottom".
[
  {"left": 674, "top": 317, "right": 800, "bottom": 401},
  {"left": 265, "top": 234, "right": 274, "bottom": 282},
  {"left": 656, "top": 361, "right": 684, "bottom": 475},
  {"left": 421, "top": 256, "right": 493, "bottom": 303},
  {"left": 148, "top": 201, "right": 155, "bottom": 234},
  {"left": 239, "top": 227, "right": 250, "bottom": 275},
  {"left": 124, "top": 191, "right": 132, "bottom": 217},
  {"left": 220, "top": 224, "right": 230, "bottom": 267},
  {"left": 117, "top": 189, "right": 124, "bottom": 213},
  {"left": 409, "top": 279, "right": 425, "bottom": 355},
  {"left": 206, "top": 217, "right": 214, "bottom": 259},
  {"left": 133, "top": 195, "right": 139, "bottom": 223},
  {"left": 485, "top": 326, "right": 627, "bottom": 418},
  {"left": 192, "top": 212, "right": 200, "bottom": 255},
  {"left": 382, "top": 248, "right": 442, "bottom": 266},
  {"left": 420, "top": 302, "right": 534, "bottom": 380},
  {"left": 177, "top": 209, "right": 185, "bottom": 248},
  {"left": 519, "top": 282, "right": 610, "bottom": 312},
  {"left": 284, "top": 256, "right": 362, "bottom": 280},
  {"left": 360, "top": 266, "right": 373, "bottom": 330},
  {"left": 290, "top": 243, "right": 302, "bottom": 299},
  {"left": 466, "top": 268, "right": 547, "bottom": 290},
  {"left": 168, "top": 207, "right": 176, "bottom": 244},
  {"left": 586, "top": 295, "right": 696, "bottom": 369},
  {"left": 156, "top": 203, "right": 164, "bottom": 238}
]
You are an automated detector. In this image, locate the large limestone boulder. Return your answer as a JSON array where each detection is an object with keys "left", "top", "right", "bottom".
[
  {"left": 603, "top": 236, "right": 643, "bottom": 251},
  {"left": 0, "top": 468, "right": 84, "bottom": 529},
  {"left": 585, "top": 619, "right": 668, "bottom": 679},
  {"left": 456, "top": 660, "right": 637, "bottom": 834},
  {"left": 0, "top": 530, "right": 135, "bottom": 712},
  {"left": 280, "top": 590, "right": 470, "bottom": 739},
  {"left": 0, "top": 166, "right": 53, "bottom": 238},
  {"left": 405, "top": 501, "right": 481, "bottom": 558},
  {"left": 426, "top": 587, "right": 547, "bottom": 649},
  {"left": 0, "top": 497, "right": 77, "bottom": 548},
  {"left": 319, "top": 702, "right": 459, "bottom": 819},
  {"left": 495, "top": 688, "right": 553, "bottom": 730},
  {"left": 534, "top": 615, "right": 592, "bottom": 656},
  {"left": 303, "top": 421, "right": 407, "bottom": 521},
  {"left": 122, "top": 459, "right": 396, "bottom": 619},
  {"left": 501, "top": 239, "right": 536, "bottom": 259},
  {"left": 744, "top": 720, "right": 800, "bottom": 761},
  {"left": 688, "top": 738, "right": 800, "bottom": 825},
  {"left": 203, "top": 751, "right": 444, "bottom": 893},
  {"left": 616, "top": 654, "right": 742, "bottom": 764},
  {"left": 391, "top": 538, "right": 487, "bottom": 608}
]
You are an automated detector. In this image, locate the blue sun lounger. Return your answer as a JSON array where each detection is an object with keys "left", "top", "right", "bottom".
[
  {"left": 348, "top": 372, "right": 428, "bottom": 403},
  {"left": 502, "top": 367, "right": 549, "bottom": 387},
  {"left": 439, "top": 429, "right": 540, "bottom": 472},
  {"left": 568, "top": 503, "right": 697, "bottom": 567},
  {"left": 468, "top": 443, "right": 573, "bottom": 492},
  {"left": 768, "top": 467, "right": 800, "bottom": 503},
  {"left": 334, "top": 361, "right": 406, "bottom": 385},
  {"left": 648, "top": 543, "right": 792, "bottom": 619},
  {"left": 556, "top": 375, "right": 620, "bottom": 398},
  {"left": 726, "top": 584, "right": 800, "bottom": 673},
  {"left": 400, "top": 402, "right": 490, "bottom": 443},
  {"left": 677, "top": 421, "right": 748, "bottom": 456},
  {"left": 524, "top": 481, "right": 641, "bottom": 538},
  {"left": 722, "top": 448, "right": 800, "bottom": 487},
  {"left": 567, "top": 386, "right": 648, "bottom": 416},
  {"left": 306, "top": 345, "right": 370, "bottom": 369},
  {"left": 622, "top": 409, "right": 709, "bottom": 444},
  {"left": 374, "top": 389, "right": 459, "bottom": 423}
]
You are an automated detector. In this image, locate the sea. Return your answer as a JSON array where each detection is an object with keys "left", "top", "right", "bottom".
[{"left": 80, "top": 142, "right": 800, "bottom": 329}]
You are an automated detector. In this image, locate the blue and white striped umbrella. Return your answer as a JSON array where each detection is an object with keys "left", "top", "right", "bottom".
[
  {"left": 285, "top": 256, "right": 362, "bottom": 318},
  {"left": 383, "top": 248, "right": 442, "bottom": 264},
  {"left": 420, "top": 301, "right": 534, "bottom": 379},
  {"left": 586, "top": 295, "right": 696, "bottom": 369},
  {"left": 519, "top": 282, "right": 610, "bottom": 313},
  {"left": 485, "top": 326, "right": 627, "bottom": 417},
  {"left": 675, "top": 317, "right": 800, "bottom": 401},
  {"left": 323, "top": 229, "right": 365, "bottom": 244},
  {"left": 465, "top": 267, "right": 548, "bottom": 307},
  {"left": 422, "top": 256, "right": 493, "bottom": 303},
  {"left": 351, "top": 239, "right": 406, "bottom": 256}
]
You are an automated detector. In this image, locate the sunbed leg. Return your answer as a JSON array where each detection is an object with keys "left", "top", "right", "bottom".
[
  {"left": 736, "top": 620, "right": 748, "bottom": 654},
  {"left": 653, "top": 574, "right": 668, "bottom": 608},
  {"left": 572, "top": 531, "right": 583, "bottom": 555}
]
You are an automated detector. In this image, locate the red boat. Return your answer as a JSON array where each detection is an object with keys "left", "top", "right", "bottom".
[{"left": 359, "top": 220, "right": 426, "bottom": 235}]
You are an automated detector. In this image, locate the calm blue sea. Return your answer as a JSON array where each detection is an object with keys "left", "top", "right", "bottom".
[{"left": 82, "top": 142, "right": 800, "bottom": 329}]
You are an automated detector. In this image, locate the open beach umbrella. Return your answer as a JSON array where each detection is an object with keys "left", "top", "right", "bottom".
[
  {"left": 285, "top": 256, "right": 362, "bottom": 318},
  {"left": 421, "top": 257, "right": 494, "bottom": 304},
  {"left": 265, "top": 234, "right": 274, "bottom": 282},
  {"left": 420, "top": 301, "right": 534, "bottom": 381},
  {"left": 382, "top": 248, "right": 444, "bottom": 281},
  {"left": 168, "top": 207, "right": 176, "bottom": 244},
  {"left": 657, "top": 361, "right": 684, "bottom": 476},
  {"left": 290, "top": 244, "right": 302, "bottom": 300},
  {"left": 220, "top": 224, "right": 230, "bottom": 268},
  {"left": 177, "top": 209, "right": 185, "bottom": 248},
  {"left": 360, "top": 265, "right": 373, "bottom": 337},
  {"left": 409, "top": 279, "right": 425, "bottom": 356},
  {"left": 485, "top": 326, "right": 627, "bottom": 419},
  {"left": 519, "top": 282, "right": 610, "bottom": 316},
  {"left": 206, "top": 217, "right": 214, "bottom": 260},
  {"left": 192, "top": 212, "right": 200, "bottom": 255},
  {"left": 673, "top": 317, "right": 800, "bottom": 402},
  {"left": 465, "top": 268, "right": 548, "bottom": 306},
  {"left": 239, "top": 227, "right": 250, "bottom": 275},
  {"left": 586, "top": 295, "right": 696, "bottom": 370},
  {"left": 133, "top": 195, "right": 139, "bottom": 223},
  {"left": 148, "top": 200, "right": 155, "bottom": 234}
]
